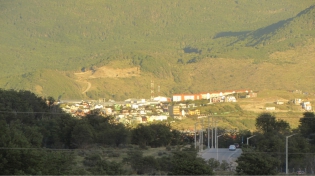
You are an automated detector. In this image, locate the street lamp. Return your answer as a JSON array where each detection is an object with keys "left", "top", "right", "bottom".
[
  {"left": 216, "top": 134, "right": 223, "bottom": 160},
  {"left": 286, "top": 134, "right": 297, "bottom": 174},
  {"left": 247, "top": 135, "right": 256, "bottom": 145},
  {"left": 200, "top": 119, "right": 204, "bottom": 152},
  {"left": 214, "top": 120, "right": 219, "bottom": 148},
  {"left": 194, "top": 122, "right": 199, "bottom": 149},
  {"left": 212, "top": 118, "right": 214, "bottom": 148},
  {"left": 207, "top": 116, "right": 211, "bottom": 149}
]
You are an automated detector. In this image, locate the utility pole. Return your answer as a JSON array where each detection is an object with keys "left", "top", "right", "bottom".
[
  {"left": 207, "top": 115, "right": 210, "bottom": 149},
  {"left": 212, "top": 118, "right": 214, "bottom": 148},
  {"left": 214, "top": 120, "right": 218, "bottom": 148},
  {"left": 217, "top": 134, "right": 223, "bottom": 160},
  {"left": 247, "top": 135, "right": 256, "bottom": 145},
  {"left": 286, "top": 134, "right": 297, "bottom": 174},
  {"left": 201, "top": 119, "right": 204, "bottom": 151},
  {"left": 194, "top": 122, "right": 199, "bottom": 149}
]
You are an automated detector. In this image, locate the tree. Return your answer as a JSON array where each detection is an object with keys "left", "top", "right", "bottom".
[
  {"left": 136, "top": 156, "right": 159, "bottom": 174},
  {"left": 168, "top": 150, "right": 213, "bottom": 175},
  {"left": 208, "top": 158, "right": 220, "bottom": 170},
  {"left": 110, "top": 123, "right": 130, "bottom": 147},
  {"left": 88, "top": 159, "right": 126, "bottom": 175},
  {"left": 255, "top": 113, "right": 290, "bottom": 135},
  {"left": 236, "top": 151, "right": 280, "bottom": 175},
  {"left": 156, "top": 156, "right": 172, "bottom": 173},
  {"left": 123, "top": 149, "right": 158, "bottom": 174},
  {"left": 131, "top": 124, "right": 155, "bottom": 148},
  {"left": 148, "top": 123, "right": 172, "bottom": 147},
  {"left": 220, "top": 160, "right": 230, "bottom": 171},
  {"left": 71, "top": 120, "right": 94, "bottom": 148},
  {"left": 299, "top": 112, "right": 315, "bottom": 144},
  {"left": 0, "top": 119, "right": 74, "bottom": 175}
]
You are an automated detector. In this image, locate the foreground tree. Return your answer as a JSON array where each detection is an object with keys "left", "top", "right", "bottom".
[
  {"left": 168, "top": 150, "right": 213, "bottom": 175},
  {"left": 299, "top": 112, "right": 315, "bottom": 144},
  {"left": 255, "top": 113, "right": 290, "bottom": 135},
  {"left": 236, "top": 150, "right": 279, "bottom": 175}
]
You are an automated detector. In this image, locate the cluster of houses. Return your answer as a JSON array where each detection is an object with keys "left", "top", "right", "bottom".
[
  {"left": 172, "top": 89, "right": 255, "bottom": 102},
  {"left": 61, "top": 98, "right": 196, "bottom": 124},
  {"left": 59, "top": 89, "right": 253, "bottom": 124},
  {"left": 266, "top": 98, "right": 312, "bottom": 111},
  {"left": 59, "top": 88, "right": 314, "bottom": 125},
  {"left": 293, "top": 98, "right": 312, "bottom": 111}
]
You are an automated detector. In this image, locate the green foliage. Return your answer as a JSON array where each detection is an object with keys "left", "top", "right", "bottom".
[
  {"left": 84, "top": 152, "right": 126, "bottom": 175},
  {"left": 236, "top": 151, "right": 280, "bottom": 175},
  {"left": 208, "top": 158, "right": 220, "bottom": 170},
  {"left": 131, "top": 123, "right": 176, "bottom": 148},
  {"left": 255, "top": 113, "right": 290, "bottom": 134},
  {"left": 234, "top": 113, "right": 315, "bottom": 175},
  {"left": 71, "top": 120, "right": 95, "bottom": 148},
  {"left": 220, "top": 160, "right": 230, "bottom": 171},
  {"left": 168, "top": 150, "right": 213, "bottom": 175},
  {"left": 299, "top": 112, "right": 315, "bottom": 144}
]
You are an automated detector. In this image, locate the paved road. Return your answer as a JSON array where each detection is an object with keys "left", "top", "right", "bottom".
[{"left": 199, "top": 148, "right": 242, "bottom": 170}]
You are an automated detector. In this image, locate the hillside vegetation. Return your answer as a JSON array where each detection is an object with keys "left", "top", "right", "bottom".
[{"left": 1, "top": 0, "right": 315, "bottom": 99}]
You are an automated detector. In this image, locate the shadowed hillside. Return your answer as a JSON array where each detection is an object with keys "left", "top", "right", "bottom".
[{"left": 227, "top": 5, "right": 315, "bottom": 50}]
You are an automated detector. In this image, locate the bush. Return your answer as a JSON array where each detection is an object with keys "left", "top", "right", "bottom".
[{"left": 107, "top": 151, "right": 120, "bottom": 157}]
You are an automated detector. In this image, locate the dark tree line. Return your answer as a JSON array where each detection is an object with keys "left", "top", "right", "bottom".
[
  {"left": 0, "top": 89, "right": 197, "bottom": 175},
  {"left": 236, "top": 112, "right": 315, "bottom": 175}
]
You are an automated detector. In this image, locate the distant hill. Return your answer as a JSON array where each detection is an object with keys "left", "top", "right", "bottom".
[{"left": 1, "top": 0, "right": 315, "bottom": 100}]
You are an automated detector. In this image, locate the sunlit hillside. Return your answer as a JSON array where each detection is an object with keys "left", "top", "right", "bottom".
[{"left": 1, "top": 0, "right": 315, "bottom": 99}]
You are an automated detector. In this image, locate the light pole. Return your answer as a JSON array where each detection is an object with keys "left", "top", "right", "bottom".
[
  {"left": 216, "top": 134, "right": 223, "bottom": 160},
  {"left": 214, "top": 120, "right": 218, "bottom": 148},
  {"left": 207, "top": 116, "right": 210, "bottom": 149},
  {"left": 201, "top": 119, "right": 204, "bottom": 152},
  {"left": 194, "top": 122, "right": 199, "bottom": 149},
  {"left": 208, "top": 116, "right": 213, "bottom": 149},
  {"left": 286, "top": 134, "right": 297, "bottom": 174},
  {"left": 211, "top": 118, "right": 214, "bottom": 148},
  {"left": 247, "top": 135, "right": 256, "bottom": 145}
]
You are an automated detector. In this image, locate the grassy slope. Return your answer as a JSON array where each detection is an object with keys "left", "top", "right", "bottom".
[
  {"left": 0, "top": 70, "right": 85, "bottom": 99},
  {"left": 1, "top": 0, "right": 315, "bottom": 100}
]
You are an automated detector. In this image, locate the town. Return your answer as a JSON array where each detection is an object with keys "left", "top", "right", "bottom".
[{"left": 58, "top": 89, "right": 312, "bottom": 126}]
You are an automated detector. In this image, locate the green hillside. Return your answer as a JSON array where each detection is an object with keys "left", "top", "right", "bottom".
[
  {"left": 1, "top": 0, "right": 315, "bottom": 99},
  {"left": 0, "top": 70, "right": 85, "bottom": 99}
]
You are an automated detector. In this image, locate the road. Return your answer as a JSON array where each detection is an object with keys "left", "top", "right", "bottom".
[{"left": 200, "top": 148, "right": 242, "bottom": 171}]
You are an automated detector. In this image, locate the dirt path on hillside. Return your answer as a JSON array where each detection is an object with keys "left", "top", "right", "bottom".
[
  {"left": 82, "top": 81, "right": 91, "bottom": 94},
  {"left": 74, "top": 66, "right": 140, "bottom": 94}
]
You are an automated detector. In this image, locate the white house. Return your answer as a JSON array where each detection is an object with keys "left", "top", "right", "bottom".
[
  {"left": 294, "top": 98, "right": 302, "bottom": 105},
  {"left": 131, "top": 104, "right": 139, "bottom": 109},
  {"left": 105, "top": 108, "right": 112, "bottom": 115},
  {"left": 149, "top": 115, "right": 168, "bottom": 121},
  {"left": 94, "top": 104, "right": 103, "bottom": 109},
  {"left": 266, "top": 107, "right": 275, "bottom": 111},
  {"left": 226, "top": 96, "right": 237, "bottom": 102},
  {"left": 153, "top": 96, "right": 169, "bottom": 102},
  {"left": 302, "top": 102, "right": 312, "bottom": 111}
]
